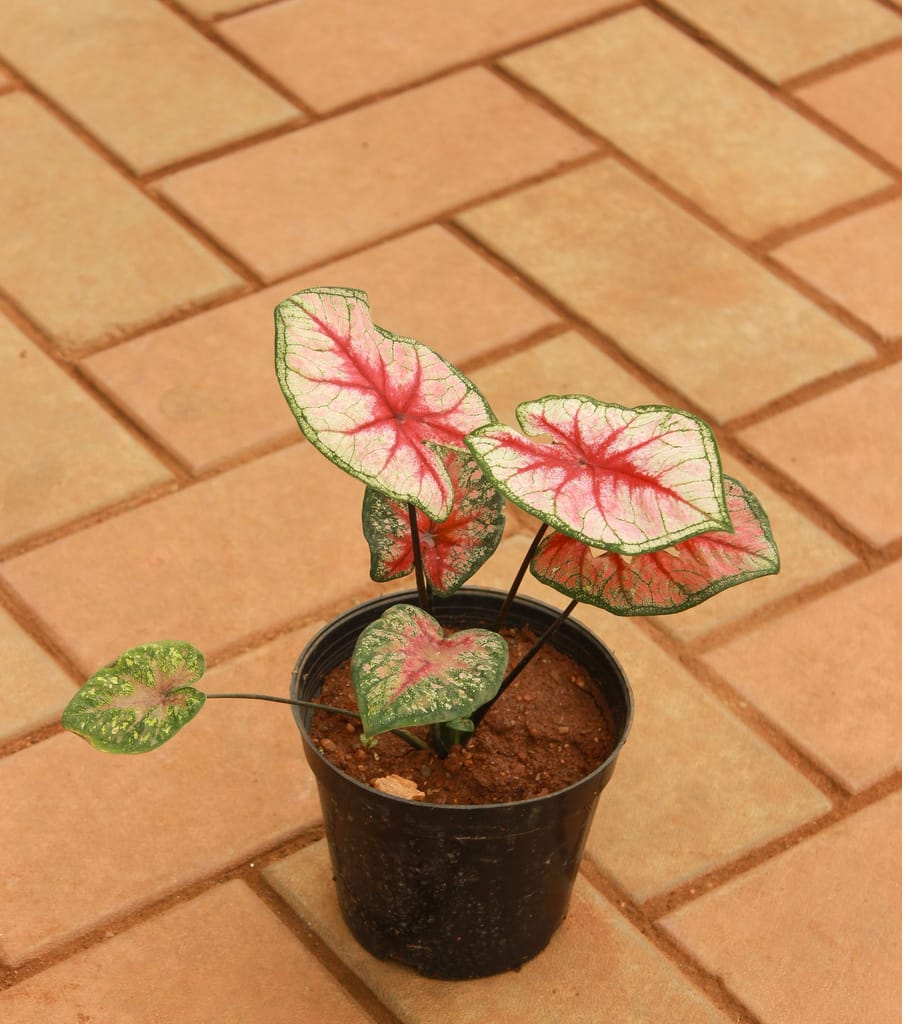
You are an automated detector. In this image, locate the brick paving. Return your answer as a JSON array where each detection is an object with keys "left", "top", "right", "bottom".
[{"left": 1, "top": 4, "right": 899, "bottom": 1022}]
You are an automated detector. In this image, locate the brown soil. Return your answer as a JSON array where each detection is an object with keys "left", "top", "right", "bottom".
[{"left": 308, "top": 627, "right": 617, "bottom": 805}]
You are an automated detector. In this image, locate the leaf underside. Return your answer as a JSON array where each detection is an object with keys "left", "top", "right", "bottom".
[
  {"left": 351, "top": 604, "right": 508, "bottom": 736},
  {"left": 530, "top": 476, "right": 780, "bottom": 615},
  {"left": 467, "top": 396, "right": 731, "bottom": 555},
  {"left": 62, "top": 641, "right": 206, "bottom": 754},
  {"left": 363, "top": 447, "right": 505, "bottom": 596},
  {"left": 275, "top": 287, "right": 495, "bottom": 520}
]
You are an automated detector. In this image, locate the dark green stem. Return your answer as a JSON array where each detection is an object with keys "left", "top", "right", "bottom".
[
  {"left": 493, "top": 522, "right": 548, "bottom": 631},
  {"left": 407, "top": 502, "right": 433, "bottom": 615},
  {"left": 430, "top": 722, "right": 450, "bottom": 758},
  {"left": 472, "top": 598, "right": 578, "bottom": 728},
  {"left": 205, "top": 693, "right": 429, "bottom": 751}
]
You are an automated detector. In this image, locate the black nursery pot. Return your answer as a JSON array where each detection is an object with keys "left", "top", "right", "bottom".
[{"left": 290, "top": 587, "right": 632, "bottom": 980}]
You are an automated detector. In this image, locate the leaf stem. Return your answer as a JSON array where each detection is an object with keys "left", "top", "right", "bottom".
[
  {"left": 472, "top": 598, "right": 578, "bottom": 727},
  {"left": 493, "top": 522, "right": 548, "bottom": 630},
  {"left": 430, "top": 722, "right": 450, "bottom": 758},
  {"left": 205, "top": 693, "right": 429, "bottom": 751},
  {"left": 407, "top": 502, "right": 432, "bottom": 615}
]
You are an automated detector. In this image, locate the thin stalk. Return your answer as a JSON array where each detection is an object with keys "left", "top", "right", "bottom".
[
  {"left": 407, "top": 502, "right": 432, "bottom": 615},
  {"left": 206, "top": 693, "right": 429, "bottom": 751},
  {"left": 430, "top": 722, "right": 450, "bottom": 759},
  {"left": 472, "top": 598, "right": 578, "bottom": 727},
  {"left": 493, "top": 522, "right": 548, "bottom": 631}
]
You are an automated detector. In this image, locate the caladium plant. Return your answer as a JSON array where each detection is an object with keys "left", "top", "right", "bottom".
[{"left": 63, "top": 285, "right": 779, "bottom": 763}]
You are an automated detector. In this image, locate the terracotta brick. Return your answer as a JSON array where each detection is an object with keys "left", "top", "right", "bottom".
[
  {"left": 472, "top": 328, "right": 662, "bottom": 426},
  {"left": 458, "top": 161, "right": 873, "bottom": 421},
  {"left": 0, "top": 94, "right": 242, "bottom": 351},
  {"left": 468, "top": 536, "right": 831, "bottom": 899},
  {"left": 662, "top": 0, "right": 901, "bottom": 81},
  {"left": 0, "top": 318, "right": 171, "bottom": 546},
  {"left": 663, "top": 793, "right": 902, "bottom": 1024},
  {"left": 797, "top": 48, "right": 902, "bottom": 167},
  {"left": 739, "top": 363, "right": 902, "bottom": 546},
  {"left": 772, "top": 199, "right": 902, "bottom": 339},
  {"left": 0, "top": 0, "right": 299, "bottom": 173},
  {"left": 265, "top": 839, "right": 731, "bottom": 1024},
  {"left": 0, "top": 605, "right": 75, "bottom": 745},
  {"left": 158, "top": 69, "right": 596, "bottom": 281},
  {"left": 0, "top": 445, "right": 375, "bottom": 676},
  {"left": 0, "top": 881, "right": 374, "bottom": 1023},
  {"left": 501, "top": 9, "right": 891, "bottom": 238},
  {"left": 179, "top": 0, "right": 253, "bottom": 16},
  {"left": 82, "top": 227, "right": 557, "bottom": 472},
  {"left": 703, "top": 563, "right": 902, "bottom": 792},
  {"left": 580, "top": 608, "right": 830, "bottom": 900},
  {"left": 218, "top": 0, "right": 626, "bottom": 112},
  {"left": 0, "top": 627, "right": 322, "bottom": 966}
]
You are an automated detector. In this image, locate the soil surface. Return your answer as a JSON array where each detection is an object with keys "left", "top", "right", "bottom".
[{"left": 309, "top": 627, "right": 617, "bottom": 805}]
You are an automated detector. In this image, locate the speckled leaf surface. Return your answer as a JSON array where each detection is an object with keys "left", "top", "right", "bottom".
[
  {"left": 530, "top": 476, "right": 779, "bottom": 614},
  {"left": 363, "top": 448, "right": 505, "bottom": 595},
  {"left": 275, "top": 287, "right": 494, "bottom": 519},
  {"left": 62, "top": 641, "right": 206, "bottom": 753},
  {"left": 351, "top": 604, "right": 508, "bottom": 736},
  {"left": 467, "top": 396, "right": 730, "bottom": 554}
]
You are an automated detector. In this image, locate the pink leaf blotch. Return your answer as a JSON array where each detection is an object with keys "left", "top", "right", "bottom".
[
  {"left": 275, "top": 287, "right": 495, "bottom": 520},
  {"left": 363, "top": 447, "right": 505, "bottom": 596},
  {"left": 530, "top": 476, "right": 779, "bottom": 615},
  {"left": 467, "top": 396, "right": 731, "bottom": 555},
  {"left": 351, "top": 604, "right": 508, "bottom": 736}
]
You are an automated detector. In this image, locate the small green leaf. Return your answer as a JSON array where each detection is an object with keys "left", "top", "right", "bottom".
[
  {"left": 352, "top": 604, "right": 508, "bottom": 737},
  {"left": 443, "top": 717, "right": 475, "bottom": 733},
  {"left": 62, "top": 641, "right": 206, "bottom": 754}
]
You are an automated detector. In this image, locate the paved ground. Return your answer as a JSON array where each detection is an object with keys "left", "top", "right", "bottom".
[{"left": 1, "top": 2, "right": 900, "bottom": 1021}]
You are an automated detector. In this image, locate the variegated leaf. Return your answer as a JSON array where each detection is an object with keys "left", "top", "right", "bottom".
[
  {"left": 467, "top": 396, "right": 730, "bottom": 555},
  {"left": 362, "top": 447, "right": 505, "bottom": 595},
  {"left": 530, "top": 476, "right": 779, "bottom": 614},
  {"left": 62, "top": 641, "right": 206, "bottom": 754},
  {"left": 351, "top": 604, "right": 508, "bottom": 736},
  {"left": 275, "top": 287, "right": 494, "bottom": 520}
]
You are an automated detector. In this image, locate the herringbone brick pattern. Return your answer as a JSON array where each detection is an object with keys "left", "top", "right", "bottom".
[{"left": 1, "top": 3, "right": 899, "bottom": 1021}]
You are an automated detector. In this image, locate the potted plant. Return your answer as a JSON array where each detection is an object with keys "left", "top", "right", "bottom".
[{"left": 61, "top": 287, "right": 780, "bottom": 979}]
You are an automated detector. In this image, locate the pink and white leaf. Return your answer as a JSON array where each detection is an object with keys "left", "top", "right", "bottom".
[
  {"left": 363, "top": 448, "right": 505, "bottom": 596},
  {"left": 351, "top": 604, "right": 508, "bottom": 736},
  {"left": 530, "top": 476, "right": 779, "bottom": 615},
  {"left": 466, "top": 396, "right": 731, "bottom": 555},
  {"left": 275, "top": 287, "right": 494, "bottom": 519}
]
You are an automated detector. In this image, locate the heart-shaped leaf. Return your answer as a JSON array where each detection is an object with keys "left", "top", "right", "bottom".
[
  {"left": 363, "top": 447, "right": 505, "bottom": 595},
  {"left": 62, "top": 641, "right": 206, "bottom": 754},
  {"left": 530, "top": 476, "right": 779, "bottom": 614},
  {"left": 351, "top": 604, "right": 508, "bottom": 737},
  {"left": 467, "top": 396, "right": 731, "bottom": 555},
  {"left": 275, "top": 287, "right": 495, "bottom": 520}
]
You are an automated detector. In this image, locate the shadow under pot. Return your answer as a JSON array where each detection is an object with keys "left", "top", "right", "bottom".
[{"left": 290, "top": 586, "right": 633, "bottom": 980}]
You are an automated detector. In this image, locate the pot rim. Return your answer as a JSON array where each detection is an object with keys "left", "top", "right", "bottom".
[{"left": 291, "top": 586, "right": 633, "bottom": 812}]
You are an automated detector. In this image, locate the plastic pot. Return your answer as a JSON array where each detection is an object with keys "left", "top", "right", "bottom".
[{"left": 290, "top": 587, "right": 632, "bottom": 979}]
